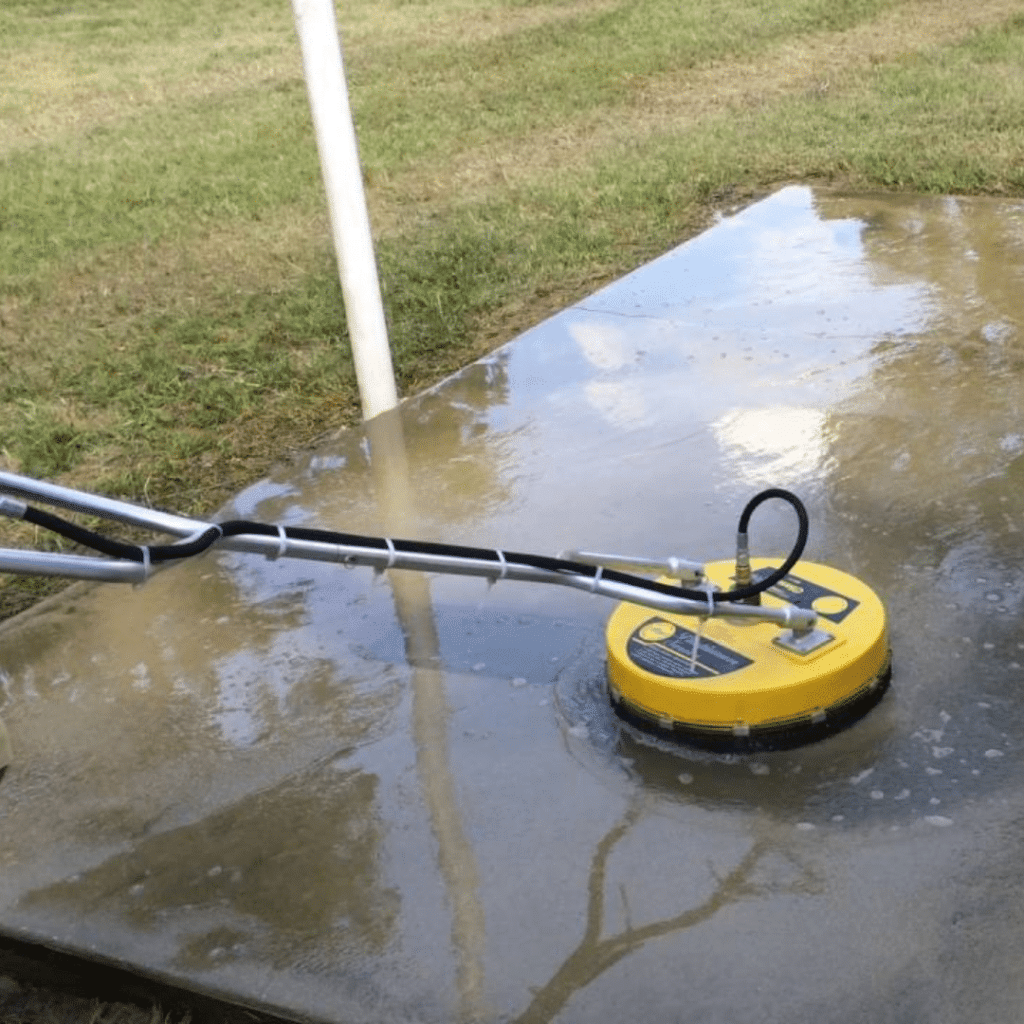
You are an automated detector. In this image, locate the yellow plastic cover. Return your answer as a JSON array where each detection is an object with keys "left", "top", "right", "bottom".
[{"left": 606, "top": 559, "right": 889, "bottom": 733}]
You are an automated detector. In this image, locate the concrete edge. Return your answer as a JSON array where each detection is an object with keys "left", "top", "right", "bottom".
[{"left": 0, "top": 933, "right": 306, "bottom": 1024}]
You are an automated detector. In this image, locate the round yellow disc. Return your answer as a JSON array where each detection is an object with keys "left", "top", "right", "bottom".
[{"left": 605, "top": 558, "right": 890, "bottom": 750}]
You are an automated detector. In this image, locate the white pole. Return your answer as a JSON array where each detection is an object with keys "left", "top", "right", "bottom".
[{"left": 290, "top": 0, "right": 399, "bottom": 420}]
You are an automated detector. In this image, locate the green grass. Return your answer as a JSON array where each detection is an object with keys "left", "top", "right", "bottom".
[
  {"left": 1, "top": 0, "right": 1023, "bottom": 621},
  {"left": 0, "top": 91, "right": 316, "bottom": 275},
  {"left": 346, "top": 0, "right": 899, "bottom": 165}
]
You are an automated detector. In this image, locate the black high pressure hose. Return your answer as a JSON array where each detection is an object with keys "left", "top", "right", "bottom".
[{"left": 17, "top": 488, "right": 808, "bottom": 606}]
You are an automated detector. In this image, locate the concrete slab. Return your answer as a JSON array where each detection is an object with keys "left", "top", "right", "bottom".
[{"left": 2, "top": 185, "right": 1024, "bottom": 1024}]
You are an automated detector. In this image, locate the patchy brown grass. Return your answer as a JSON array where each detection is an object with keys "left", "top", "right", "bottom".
[
  {"left": 0, "top": 35, "right": 300, "bottom": 157},
  {"left": 398, "top": 0, "right": 1023, "bottom": 208},
  {"left": 342, "top": 0, "right": 624, "bottom": 49}
]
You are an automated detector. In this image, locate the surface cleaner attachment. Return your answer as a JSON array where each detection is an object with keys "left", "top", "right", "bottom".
[
  {"left": 0, "top": 473, "right": 890, "bottom": 756},
  {"left": 605, "top": 557, "right": 890, "bottom": 752},
  {"left": 577, "top": 487, "right": 891, "bottom": 751}
]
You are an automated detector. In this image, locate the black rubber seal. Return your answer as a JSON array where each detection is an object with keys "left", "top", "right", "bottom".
[{"left": 609, "top": 657, "right": 892, "bottom": 753}]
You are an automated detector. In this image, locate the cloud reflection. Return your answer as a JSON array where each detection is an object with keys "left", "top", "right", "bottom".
[{"left": 713, "top": 406, "right": 827, "bottom": 486}]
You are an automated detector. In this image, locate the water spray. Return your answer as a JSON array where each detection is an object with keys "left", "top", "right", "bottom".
[{"left": 0, "top": 471, "right": 890, "bottom": 757}]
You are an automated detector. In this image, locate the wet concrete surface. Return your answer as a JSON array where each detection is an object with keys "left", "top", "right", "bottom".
[{"left": 2, "top": 185, "right": 1024, "bottom": 1023}]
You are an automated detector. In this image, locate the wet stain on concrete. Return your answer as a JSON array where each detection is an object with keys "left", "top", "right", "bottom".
[
  {"left": 20, "top": 765, "right": 397, "bottom": 972},
  {"left": 3, "top": 186, "right": 1024, "bottom": 1023}
]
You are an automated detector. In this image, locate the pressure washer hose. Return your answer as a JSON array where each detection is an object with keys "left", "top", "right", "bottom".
[{"left": 14, "top": 488, "right": 808, "bottom": 607}]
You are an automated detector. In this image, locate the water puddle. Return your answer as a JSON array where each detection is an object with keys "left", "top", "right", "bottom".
[{"left": 2, "top": 186, "right": 1024, "bottom": 1023}]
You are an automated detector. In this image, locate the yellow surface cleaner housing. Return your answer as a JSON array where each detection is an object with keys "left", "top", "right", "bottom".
[{"left": 606, "top": 557, "right": 890, "bottom": 751}]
